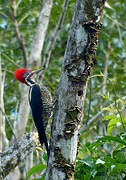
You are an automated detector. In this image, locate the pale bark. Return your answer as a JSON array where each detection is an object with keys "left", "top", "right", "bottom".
[
  {"left": 40, "top": 0, "right": 69, "bottom": 80},
  {"left": 14, "top": 85, "right": 30, "bottom": 138},
  {"left": 98, "top": 43, "right": 110, "bottom": 136},
  {"left": 11, "top": 0, "right": 53, "bottom": 179},
  {"left": 101, "top": 42, "right": 110, "bottom": 96},
  {"left": 0, "top": 133, "right": 37, "bottom": 179},
  {"left": 28, "top": 0, "right": 53, "bottom": 67},
  {"left": 14, "top": 0, "right": 53, "bottom": 138},
  {"left": 0, "top": 55, "right": 2, "bottom": 151},
  {"left": 0, "top": 71, "right": 9, "bottom": 150},
  {"left": 45, "top": 0, "right": 105, "bottom": 179},
  {"left": 6, "top": 167, "right": 20, "bottom": 180},
  {"left": 11, "top": 0, "right": 28, "bottom": 67},
  {"left": 0, "top": 59, "right": 8, "bottom": 152}
]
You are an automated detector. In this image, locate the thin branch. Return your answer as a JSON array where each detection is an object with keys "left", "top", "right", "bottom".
[
  {"left": 0, "top": 11, "right": 10, "bottom": 20},
  {"left": 2, "top": 53, "right": 20, "bottom": 68},
  {"left": 16, "top": 0, "right": 22, "bottom": 9},
  {"left": 39, "top": 0, "right": 69, "bottom": 81},
  {"left": 105, "top": 14, "right": 126, "bottom": 30},
  {"left": 113, "top": 89, "right": 126, "bottom": 131},
  {"left": 0, "top": 107, "right": 16, "bottom": 139},
  {"left": 10, "top": 0, "right": 28, "bottom": 67},
  {"left": 1, "top": 69, "right": 13, "bottom": 74},
  {"left": 81, "top": 96, "right": 126, "bottom": 133},
  {"left": 116, "top": 22, "right": 123, "bottom": 45},
  {"left": 0, "top": 133, "right": 37, "bottom": 179},
  {"left": 101, "top": 43, "right": 110, "bottom": 96},
  {"left": 18, "top": 11, "right": 32, "bottom": 26},
  {"left": 86, "top": 78, "right": 92, "bottom": 124}
]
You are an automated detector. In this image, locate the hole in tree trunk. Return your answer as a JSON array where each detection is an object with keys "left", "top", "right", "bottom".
[{"left": 78, "top": 90, "right": 83, "bottom": 96}]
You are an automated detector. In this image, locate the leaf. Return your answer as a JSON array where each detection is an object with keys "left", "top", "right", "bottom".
[
  {"left": 107, "top": 116, "right": 120, "bottom": 135},
  {"left": 31, "top": 176, "right": 45, "bottom": 180},
  {"left": 25, "top": 164, "right": 46, "bottom": 180},
  {"left": 98, "top": 136, "right": 126, "bottom": 145},
  {"left": 102, "top": 107, "right": 114, "bottom": 113},
  {"left": 83, "top": 173, "right": 92, "bottom": 180},
  {"left": 119, "top": 98, "right": 126, "bottom": 105},
  {"left": 112, "top": 163, "right": 126, "bottom": 171},
  {"left": 43, "top": 152, "right": 48, "bottom": 161},
  {"left": 36, "top": 147, "right": 43, "bottom": 152},
  {"left": 95, "top": 159, "right": 105, "bottom": 165},
  {"left": 105, "top": 2, "right": 113, "bottom": 10},
  {"left": 103, "top": 114, "right": 116, "bottom": 121}
]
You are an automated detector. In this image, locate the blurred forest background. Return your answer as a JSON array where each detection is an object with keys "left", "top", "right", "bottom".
[{"left": 0, "top": 0, "right": 126, "bottom": 179}]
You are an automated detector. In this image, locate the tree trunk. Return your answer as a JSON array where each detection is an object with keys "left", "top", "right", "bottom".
[
  {"left": 28, "top": 0, "right": 53, "bottom": 68},
  {"left": 11, "top": 0, "right": 53, "bottom": 179},
  {"left": 45, "top": 0, "right": 106, "bottom": 179},
  {"left": 0, "top": 133, "right": 37, "bottom": 179},
  {"left": 0, "top": 56, "right": 2, "bottom": 151},
  {"left": 14, "top": 0, "right": 53, "bottom": 139}
]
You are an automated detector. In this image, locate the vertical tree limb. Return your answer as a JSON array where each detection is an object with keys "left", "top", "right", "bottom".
[
  {"left": 0, "top": 70, "right": 9, "bottom": 150},
  {"left": 28, "top": 0, "right": 53, "bottom": 68},
  {"left": 40, "top": 0, "right": 69, "bottom": 81},
  {"left": 14, "top": 85, "right": 30, "bottom": 138},
  {"left": 14, "top": 0, "right": 53, "bottom": 138},
  {"left": 45, "top": 0, "right": 106, "bottom": 179},
  {"left": 101, "top": 42, "right": 110, "bottom": 96},
  {"left": 0, "top": 55, "right": 2, "bottom": 151},
  {"left": 98, "top": 42, "right": 110, "bottom": 136},
  {"left": 10, "top": 0, "right": 28, "bottom": 67},
  {"left": 12, "top": 1, "right": 53, "bottom": 178}
]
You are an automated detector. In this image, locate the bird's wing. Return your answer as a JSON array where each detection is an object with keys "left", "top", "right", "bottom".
[{"left": 28, "top": 84, "right": 49, "bottom": 157}]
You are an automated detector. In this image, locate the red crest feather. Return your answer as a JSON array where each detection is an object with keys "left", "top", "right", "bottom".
[{"left": 14, "top": 68, "right": 32, "bottom": 83}]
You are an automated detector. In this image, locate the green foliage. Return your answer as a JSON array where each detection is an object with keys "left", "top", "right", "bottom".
[
  {"left": 84, "top": 0, "right": 126, "bottom": 122},
  {"left": 80, "top": 96, "right": 126, "bottom": 179},
  {"left": 104, "top": 114, "right": 126, "bottom": 135},
  {"left": 25, "top": 163, "right": 46, "bottom": 180},
  {"left": 75, "top": 133, "right": 126, "bottom": 179},
  {"left": 102, "top": 98, "right": 126, "bottom": 135},
  {"left": 0, "top": 0, "right": 126, "bottom": 179}
]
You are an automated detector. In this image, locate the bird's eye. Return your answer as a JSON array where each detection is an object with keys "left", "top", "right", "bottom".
[{"left": 24, "top": 71, "right": 32, "bottom": 79}]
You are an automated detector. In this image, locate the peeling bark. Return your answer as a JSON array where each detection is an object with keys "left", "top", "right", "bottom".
[
  {"left": 0, "top": 133, "right": 37, "bottom": 179},
  {"left": 45, "top": 0, "right": 106, "bottom": 179}
]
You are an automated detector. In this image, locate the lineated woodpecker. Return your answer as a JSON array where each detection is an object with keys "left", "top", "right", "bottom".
[{"left": 14, "top": 68, "right": 52, "bottom": 157}]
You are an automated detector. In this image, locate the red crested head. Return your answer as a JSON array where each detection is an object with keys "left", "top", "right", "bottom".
[{"left": 14, "top": 68, "right": 32, "bottom": 83}]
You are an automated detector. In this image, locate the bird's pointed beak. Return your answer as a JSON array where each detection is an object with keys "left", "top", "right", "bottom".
[{"left": 31, "top": 67, "right": 45, "bottom": 75}]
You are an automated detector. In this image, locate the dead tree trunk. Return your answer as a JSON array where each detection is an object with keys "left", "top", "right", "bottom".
[{"left": 45, "top": 0, "right": 106, "bottom": 179}]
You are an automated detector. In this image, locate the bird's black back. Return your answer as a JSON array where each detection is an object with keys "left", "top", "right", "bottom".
[{"left": 28, "top": 84, "right": 49, "bottom": 157}]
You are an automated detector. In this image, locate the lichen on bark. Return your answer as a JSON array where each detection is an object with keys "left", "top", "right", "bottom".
[{"left": 45, "top": 0, "right": 106, "bottom": 179}]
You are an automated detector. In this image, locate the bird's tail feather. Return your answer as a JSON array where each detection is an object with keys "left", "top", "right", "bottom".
[{"left": 37, "top": 125, "right": 50, "bottom": 158}]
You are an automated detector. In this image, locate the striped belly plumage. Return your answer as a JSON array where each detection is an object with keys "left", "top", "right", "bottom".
[{"left": 40, "top": 84, "right": 53, "bottom": 130}]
